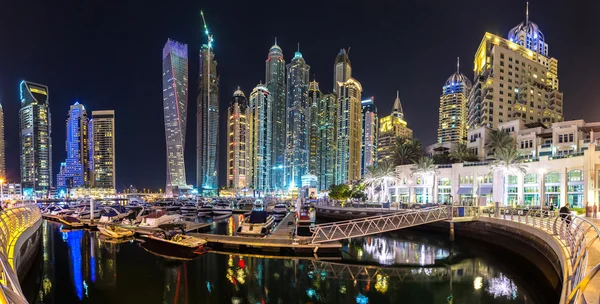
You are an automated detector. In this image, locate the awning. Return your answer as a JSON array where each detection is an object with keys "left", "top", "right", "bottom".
[
  {"left": 457, "top": 187, "right": 473, "bottom": 195},
  {"left": 477, "top": 186, "right": 493, "bottom": 195},
  {"left": 397, "top": 188, "right": 409, "bottom": 194}
]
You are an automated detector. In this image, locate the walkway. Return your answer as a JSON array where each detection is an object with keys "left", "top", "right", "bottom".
[
  {"left": 268, "top": 212, "right": 295, "bottom": 240},
  {"left": 582, "top": 217, "right": 600, "bottom": 304}
]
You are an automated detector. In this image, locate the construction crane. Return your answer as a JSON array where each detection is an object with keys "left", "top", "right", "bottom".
[{"left": 200, "top": 10, "right": 213, "bottom": 49}]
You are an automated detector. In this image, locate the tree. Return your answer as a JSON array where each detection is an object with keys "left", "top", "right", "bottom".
[
  {"left": 328, "top": 184, "right": 350, "bottom": 201},
  {"left": 489, "top": 147, "right": 527, "bottom": 206},
  {"left": 363, "top": 161, "right": 399, "bottom": 202},
  {"left": 410, "top": 156, "right": 439, "bottom": 203},
  {"left": 487, "top": 129, "right": 515, "bottom": 153},
  {"left": 449, "top": 143, "right": 478, "bottom": 163},
  {"left": 394, "top": 137, "right": 422, "bottom": 166},
  {"left": 432, "top": 153, "right": 452, "bottom": 164},
  {"left": 350, "top": 183, "right": 367, "bottom": 201}
]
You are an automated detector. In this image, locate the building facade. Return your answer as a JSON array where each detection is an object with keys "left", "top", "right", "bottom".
[
  {"left": 19, "top": 80, "right": 52, "bottom": 196},
  {"left": 335, "top": 78, "right": 362, "bottom": 184},
  {"left": 249, "top": 84, "right": 272, "bottom": 194},
  {"left": 197, "top": 42, "right": 220, "bottom": 194},
  {"left": 378, "top": 92, "right": 412, "bottom": 163},
  {"left": 226, "top": 88, "right": 249, "bottom": 192},
  {"left": 438, "top": 58, "right": 471, "bottom": 144},
  {"left": 265, "top": 40, "right": 286, "bottom": 192},
  {"left": 333, "top": 49, "right": 351, "bottom": 92},
  {"left": 361, "top": 97, "right": 378, "bottom": 175},
  {"left": 316, "top": 93, "right": 337, "bottom": 191},
  {"left": 308, "top": 80, "right": 321, "bottom": 175},
  {"left": 468, "top": 6, "right": 562, "bottom": 130},
  {"left": 57, "top": 102, "right": 89, "bottom": 191},
  {"left": 162, "top": 39, "right": 190, "bottom": 196},
  {"left": 89, "top": 110, "right": 115, "bottom": 191},
  {"left": 284, "top": 50, "right": 310, "bottom": 189}
]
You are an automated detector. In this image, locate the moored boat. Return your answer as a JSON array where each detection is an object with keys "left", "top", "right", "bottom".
[
  {"left": 97, "top": 225, "right": 135, "bottom": 238},
  {"left": 139, "top": 210, "right": 181, "bottom": 227},
  {"left": 213, "top": 202, "right": 233, "bottom": 216},
  {"left": 140, "top": 224, "right": 208, "bottom": 260},
  {"left": 198, "top": 202, "right": 213, "bottom": 215},
  {"left": 99, "top": 206, "right": 132, "bottom": 223},
  {"left": 237, "top": 210, "right": 275, "bottom": 236},
  {"left": 272, "top": 203, "right": 288, "bottom": 217},
  {"left": 57, "top": 216, "right": 85, "bottom": 228}
]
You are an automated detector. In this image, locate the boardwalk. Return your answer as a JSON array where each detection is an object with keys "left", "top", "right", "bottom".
[
  {"left": 583, "top": 217, "right": 600, "bottom": 304},
  {"left": 268, "top": 212, "right": 296, "bottom": 240}
]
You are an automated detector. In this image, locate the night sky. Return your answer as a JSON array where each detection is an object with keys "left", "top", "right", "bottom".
[{"left": 1, "top": 0, "right": 599, "bottom": 191}]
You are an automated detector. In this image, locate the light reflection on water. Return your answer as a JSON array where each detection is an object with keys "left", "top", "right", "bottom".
[{"left": 28, "top": 218, "right": 556, "bottom": 304}]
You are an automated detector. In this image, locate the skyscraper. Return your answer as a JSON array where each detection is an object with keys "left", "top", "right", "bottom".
[
  {"left": 162, "top": 39, "right": 190, "bottom": 197},
  {"left": 361, "top": 97, "right": 378, "bottom": 175},
  {"left": 468, "top": 4, "right": 562, "bottom": 129},
  {"left": 197, "top": 22, "right": 220, "bottom": 195},
  {"left": 57, "top": 102, "right": 89, "bottom": 191},
  {"left": 265, "top": 39, "right": 286, "bottom": 192},
  {"left": 438, "top": 58, "right": 471, "bottom": 144},
  {"left": 0, "top": 103, "right": 5, "bottom": 179},
  {"left": 248, "top": 84, "right": 272, "bottom": 194},
  {"left": 19, "top": 80, "right": 52, "bottom": 196},
  {"left": 333, "top": 49, "right": 351, "bottom": 92},
  {"left": 284, "top": 48, "right": 310, "bottom": 189},
  {"left": 308, "top": 80, "right": 321, "bottom": 175},
  {"left": 378, "top": 92, "right": 413, "bottom": 163},
  {"left": 335, "top": 78, "right": 362, "bottom": 184},
  {"left": 89, "top": 110, "right": 115, "bottom": 191},
  {"left": 316, "top": 93, "right": 337, "bottom": 190},
  {"left": 227, "top": 87, "right": 249, "bottom": 191}
]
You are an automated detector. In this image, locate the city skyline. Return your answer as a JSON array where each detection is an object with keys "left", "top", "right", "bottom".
[{"left": 1, "top": 0, "right": 598, "bottom": 190}]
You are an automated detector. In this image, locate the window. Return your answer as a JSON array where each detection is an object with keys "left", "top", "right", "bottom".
[
  {"left": 460, "top": 175, "right": 474, "bottom": 185},
  {"left": 545, "top": 186, "right": 560, "bottom": 193},
  {"left": 524, "top": 173, "right": 538, "bottom": 184},
  {"left": 524, "top": 186, "right": 538, "bottom": 193},
  {"left": 508, "top": 175, "right": 518, "bottom": 184},
  {"left": 479, "top": 173, "right": 493, "bottom": 184},
  {"left": 545, "top": 172, "right": 560, "bottom": 183},
  {"left": 568, "top": 170, "right": 583, "bottom": 182},
  {"left": 438, "top": 178, "right": 451, "bottom": 186}
]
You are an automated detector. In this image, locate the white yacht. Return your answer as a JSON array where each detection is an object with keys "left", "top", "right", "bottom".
[
  {"left": 213, "top": 202, "right": 233, "bottom": 216},
  {"left": 237, "top": 211, "right": 275, "bottom": 236},
  {"left": 180, "top": 203, "right": 198, "bottom": 214},
  {"left": 139, "top": 210, "right": 181, "bottom": 227},
  {"left": 272, "top": 203, "right": 288, "bottom": 217},
  {"left": 253, "top": 200, "right": 265, "bottom": 211},
  {"left": 198, "top": 202, "right": 213, "bottom": 215},
  {"left": 99, "top": 206, "right": 131, "bottom": 223},
  {"left": 73, "top": 206, "right": 103, "bottom": 220}
]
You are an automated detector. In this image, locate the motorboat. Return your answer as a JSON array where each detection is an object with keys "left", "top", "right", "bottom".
[
  {"left": 237, "top": 210, "right": 275, "bottom": 236},
  {"left": 272, "top": 203, "right": 288, "bottom": 217},
  {"left": 213, "top": 202, "right": 233, "bottom": 216},
  {"left": 166, "top": 201, "right": 185, "bottom": 212},
  {"left": 120, "top": 207, "right": 150, "bottom": 226},
  {"left": 198, "top": 202, "right": 213, "bottom": 215},
  {"left": 57, "top": 216, "right": 85, "bottom": 228},
  {"left": 97, "top": 225, "right": 135, "bottom": 238},
  {"left": 296, "top": 205, "right": 314, "bottom": 236},
  {"left": 139, "top": 210, "right": 181, "bottom": 227},
  {"left": 253, "top": 200, "right": 265, "bottom": 211},
  {"left": 73, "top": 206, "right": 103, "bottom": 220},
  {"left": 99, "top": 206, "right": 132, "bottom": 223},
  {"left": 180, "top": 203, "right": 198, "bottom": 214},
  {"left": 42, "top": 205, "right": 75, "bottom": 216},
  {"left": 139, "top": 224, "right": 208, "bottom": 260}
]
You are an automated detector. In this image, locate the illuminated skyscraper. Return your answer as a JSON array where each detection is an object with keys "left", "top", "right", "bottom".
[
  {"left": 468, "top": 4, "right": 562, "bottom": 129},
  {"left": 0, "top": 103, "right": 5, "bottom": 179},
  {"left": 438, "top": 58, "right": 471, "bottom": 144},
  {"left": 197, "top": 15, "right": 220, "bottom": 195},
  {"left": 308, "top": 80, "right": 321, "bottom": 175},
  {"left": 265, "top": 39, "right": 286, "bottom": 191},
  {"left": 57, "top": 102, "right": 89, "bottom": 191},
  {"left": 361, "top": 97, "right": 378, "bottom": 175},
  {"left": 284, "top": 48, "right": 310, "bottom": 189},
  {"left": 89, "top": 110, "right": 115, "bottom": 191},
  {"left": 162, "top": 39, "right": 190, "bottom": 196},
  {"left": 378, "top": 92, "right": 413, "bottom": 163},
  {"left": 227, "top": 87, "right": 249, "bottom": 191},
  {"left": 335, "top": 78, "right": 362, "bottom": 184},
  {"left": 333, "top": 49, "right": 351, "bottom": 92},
  {"left": 248, "top": 84, "right": 272, "bottom": 193},
  {"left": 19, "top": 81, "right": 52, "bottom": 196},
  {"left": 316, "top": 93, "right": 337, "bottom": 190}
]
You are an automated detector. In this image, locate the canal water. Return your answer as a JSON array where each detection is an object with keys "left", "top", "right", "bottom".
[{"left": 22, "top": 215, "right": 559, "bottom": 304}]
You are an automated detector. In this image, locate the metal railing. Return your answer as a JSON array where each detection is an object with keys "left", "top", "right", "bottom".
[
  {"left": 309, "top": 207, "right": 449, "bottom": 244},
  {"left": 0, "top": 204, "right": 41, "bottom": 304},
  {"left": 483, "top": 207, "right": 599, "bottom": 304}
]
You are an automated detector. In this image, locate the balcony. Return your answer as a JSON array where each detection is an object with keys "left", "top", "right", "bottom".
[
  {"left": 540, "top": 143, "right": 552, "bottom": 149},
  {"left": 549, "top": 151, "right": 584, "bottom": 160}
]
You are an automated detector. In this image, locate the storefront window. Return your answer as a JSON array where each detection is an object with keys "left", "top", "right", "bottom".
[
  {"left": 568, "top": 170, "right": 583, "bottom": 182},
  {"left": 438, "top": 187, "right": 451, "bottom": 204},
  {"left": 545, "top": 172, "right": 560, "bottom": 183},
  {"left": 524, "top": 174, "right": 538, "bottom": 184},
  {"left": 414, "top": 187, "right": 430, "bottom": 203},
  {"left": 545, "top": 186, "right": 560, "bottom": 193}
]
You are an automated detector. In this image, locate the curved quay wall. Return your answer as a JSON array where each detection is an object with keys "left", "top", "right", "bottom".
[
  {"left": 314, "top": 205, "right": 596, "bottom": 304},
  {"left": 0, "top": 204, "right": 42, "bottom": 304}
]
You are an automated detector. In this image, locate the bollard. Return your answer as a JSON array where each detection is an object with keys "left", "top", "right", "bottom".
[{"left": 449, "top": 222, "right": 455, "bottom": 241}]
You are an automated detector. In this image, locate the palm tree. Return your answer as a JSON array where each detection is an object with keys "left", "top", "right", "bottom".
[
  {"left": 410, "top": 157, "right": 439, "bottom": 203},
  {"left": 487, "top": 129, "right": 515, "bottom": 153},
  {"left": 394, "top": 137, "right": 421, "bottom": 165},
  {"left": 364, "top": 161, "right": 399, "bottom": 202},
  {"left": 489, "top": 147, "right": 527, "bottom": 206},
  {"left": 449, "top": 143, "right": 477, "bottom": 163}
]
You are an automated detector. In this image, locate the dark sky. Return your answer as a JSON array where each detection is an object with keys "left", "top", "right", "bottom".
[{"left": 1, "top": 0, "right": 599, "bottom": 191}]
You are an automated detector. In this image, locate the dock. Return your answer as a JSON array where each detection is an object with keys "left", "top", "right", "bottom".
[
  {"left": 42, "top": 214, "right": 211, "bottom": 233},
  {"left": 268, "top": 212, "right": 296, "bottom": 240}
]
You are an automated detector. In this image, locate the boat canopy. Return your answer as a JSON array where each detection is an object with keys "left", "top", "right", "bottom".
[{"left": 249, "top": 211, "right": 269, "bottom": 224}]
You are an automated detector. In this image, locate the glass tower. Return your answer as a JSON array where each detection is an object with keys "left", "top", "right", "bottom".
[
  {"left": 284, "top": 49, "right": 310, "bottom": 189},
  {"left": 438, "top": 58, "right": 471, "bottom": 144},
  {"left": 265, "top": 39, "right": 286, "bottom": 192},
  {"left": 361, "top": 97, "right": 378, "bottom": 175},
  {"left": 162, "top": 39, "right": 190, "bottom": 197},
  {"left": 19, "top": 80, "right": 52, "bottom": 196},
  {"left": 335, "top": 78, "right": 362, "bottom": 184},
  {"left": 57, "top": 102, "right": 89, "bottom": 192},
  {"left": 197, "top": 43, "right": 220, "bottom": 195},
  {"left": 308, "top": 81, "right": 321, "bottom": 176},
  {"left": 227, "top": 88, "right": 250, "bottom": 191},
  {"left": 316, "top": 93, "right": 337, "bottom": 191},
  {"left": 249, "top": 84, "right": 272, "bottom": 195},
  {"left": 334, "top": 49, "right": 351, "bottom": 92},
  {"left": 89, "top": 110, "right": 115, "bottom": 191}
]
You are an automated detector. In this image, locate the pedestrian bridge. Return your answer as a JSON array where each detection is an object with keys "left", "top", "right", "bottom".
[{"left": 309, "top": 206, "right": 452, "bottom": 244}]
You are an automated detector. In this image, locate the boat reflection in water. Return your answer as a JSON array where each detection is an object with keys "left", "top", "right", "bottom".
[{"left": 25, "top": 220, "right": 557, "bottom": 303}]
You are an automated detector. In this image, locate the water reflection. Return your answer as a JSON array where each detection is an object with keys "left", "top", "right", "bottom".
[{"left": 27, "top": 220, "right": 555, "bottom": 304}]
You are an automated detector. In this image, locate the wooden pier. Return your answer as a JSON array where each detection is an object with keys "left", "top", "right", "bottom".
[{"left": 268, "top": 212, "right": 296, "bottom": 240}]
